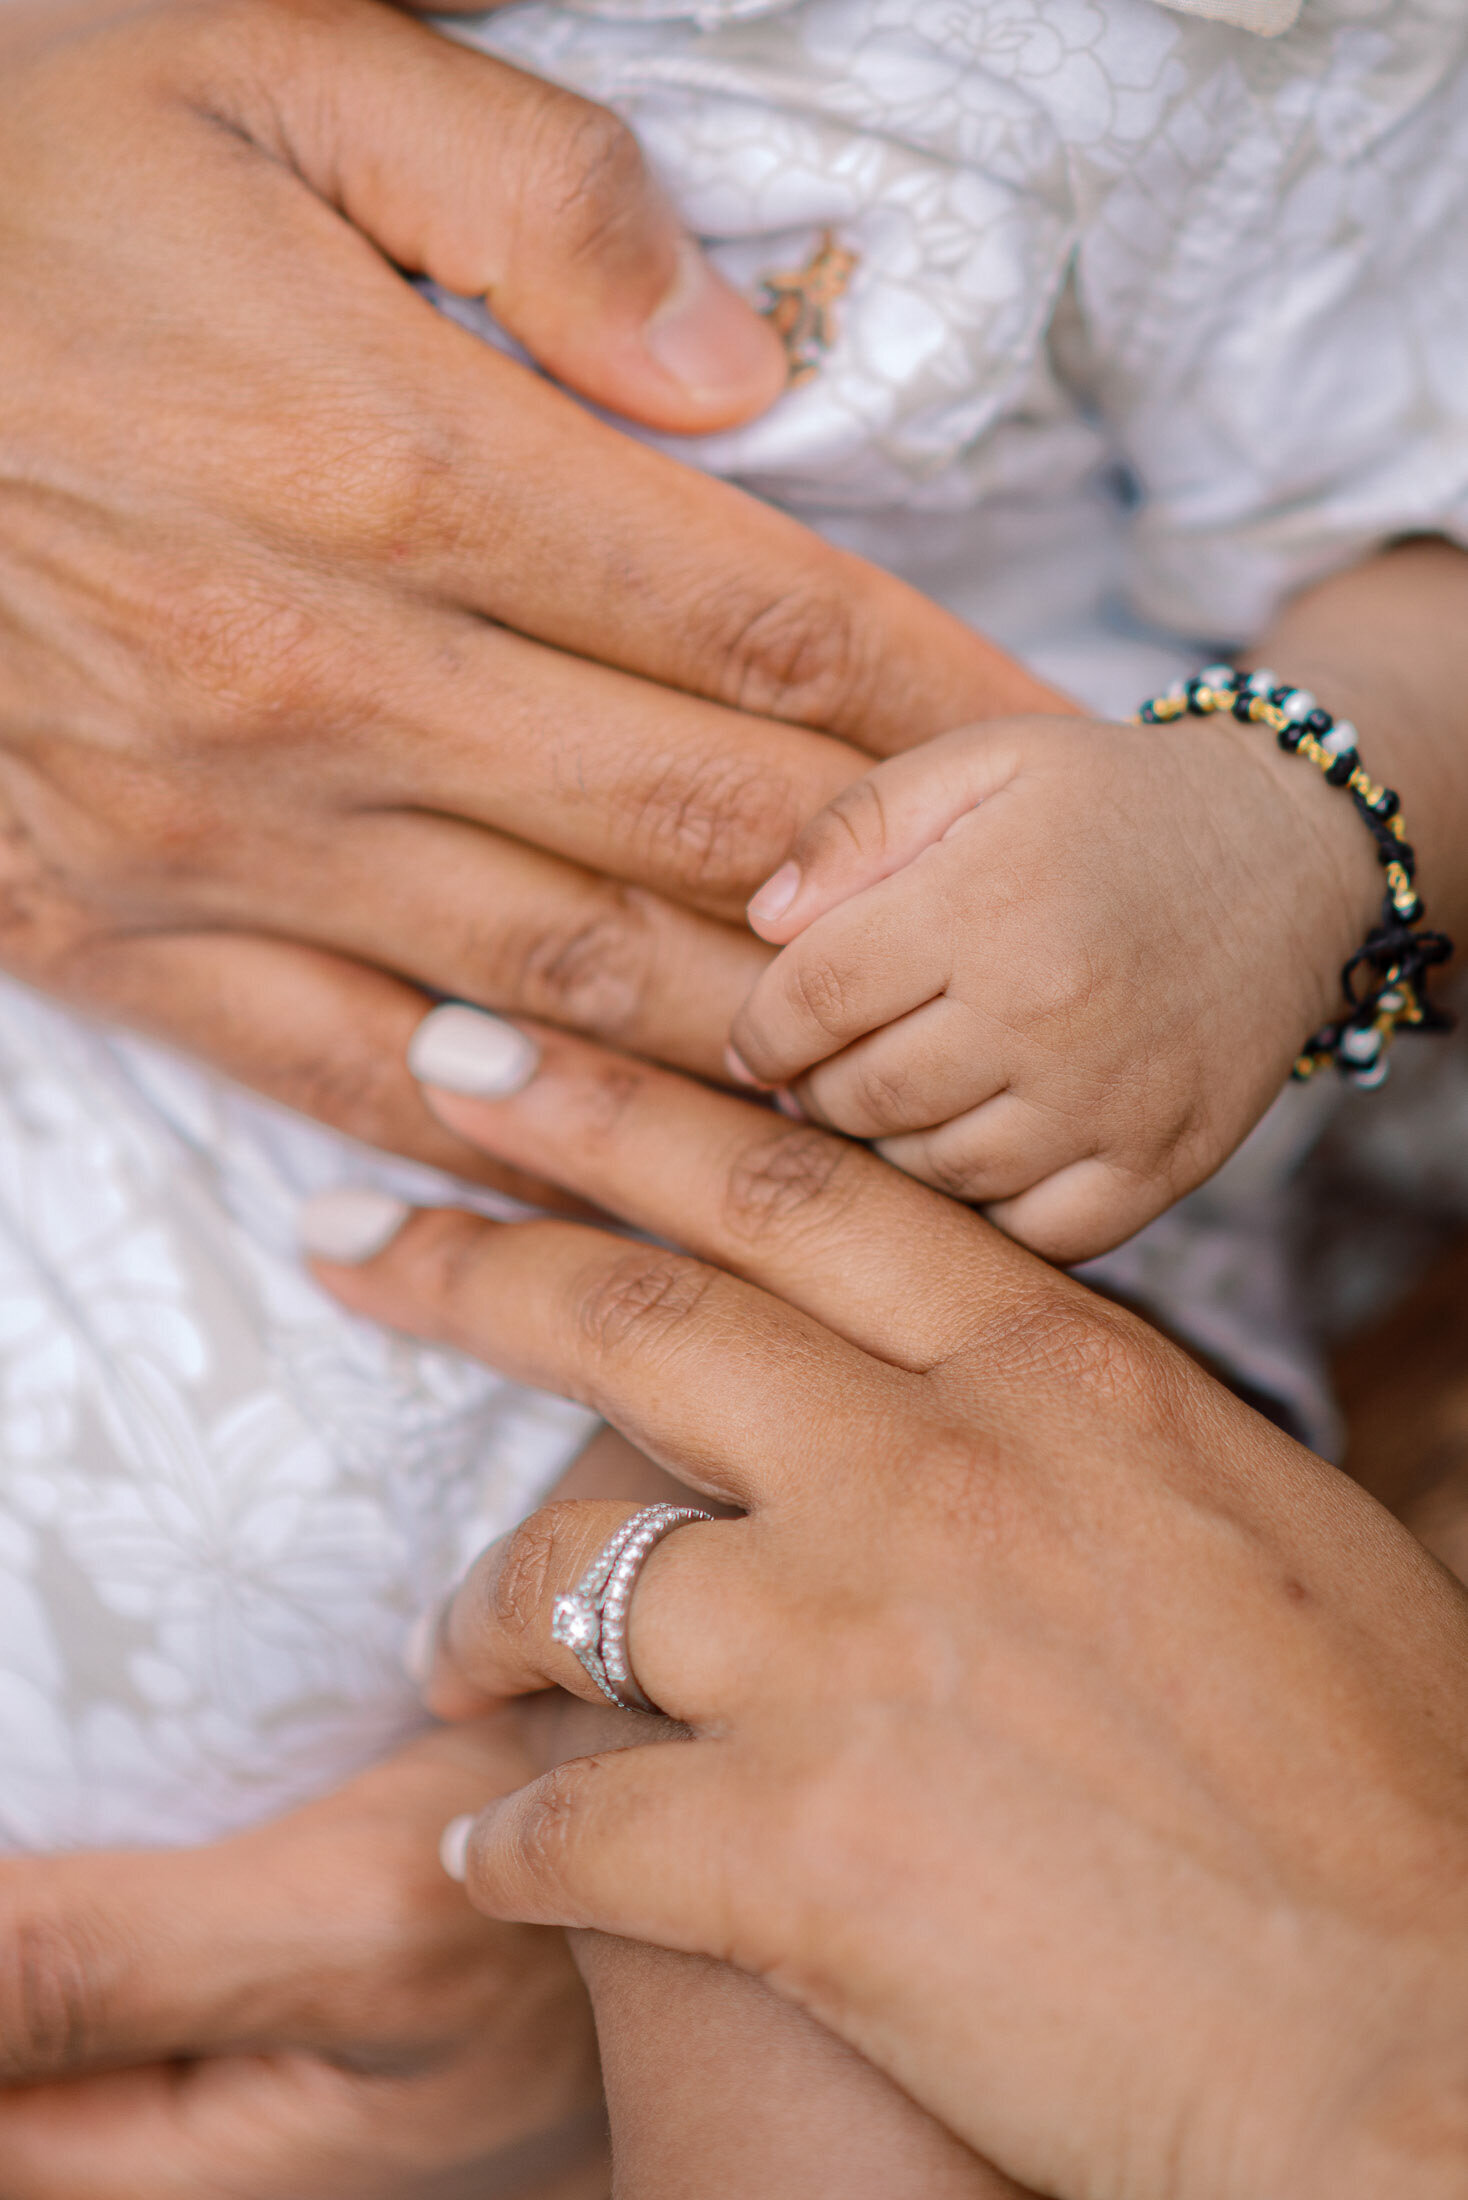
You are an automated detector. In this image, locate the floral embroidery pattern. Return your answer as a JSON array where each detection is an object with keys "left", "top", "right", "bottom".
[{"left": 0, "top": 985, "right": 594, "bottom": 1852}]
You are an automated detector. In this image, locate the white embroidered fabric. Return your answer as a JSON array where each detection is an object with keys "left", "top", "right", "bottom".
[
  {"left": 5, "top": 0, "right": 1468, "bottom": 1851},
  {"left": 0, "top": 982, "right": 595, "bottom": 1853}
]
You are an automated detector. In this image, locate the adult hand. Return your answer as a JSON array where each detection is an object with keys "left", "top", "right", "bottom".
[
  {"left": 0, "top": 1721, "right": 605, "bottom": 2198},
  {"left": 0, "top": 0, "right": 1068, "bottom": 1200},
  {"left": 308, "top": 1025, "right": 1468, "bottom": 2200}
]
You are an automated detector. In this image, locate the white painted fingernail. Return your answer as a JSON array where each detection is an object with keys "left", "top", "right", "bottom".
[
  {"left": 407, "top": 1005, "right": 540, "bottom": 1099},
  {"left": 299, "top": 1188, "right": 411, "bottom": 1264},
  {"left": 402, "top": 1605, "right": 442, "bottom": 1687},
  {"left": 440, "top": 1813, "right": 476, "bottom": 1883}
]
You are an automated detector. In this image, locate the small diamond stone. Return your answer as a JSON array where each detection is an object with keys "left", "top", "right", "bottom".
[{"left": 552, "top": 1594, "right": 598, "bottom": 1652}]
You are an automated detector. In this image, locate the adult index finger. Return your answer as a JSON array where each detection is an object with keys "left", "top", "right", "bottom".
[
  {"left": 308, "top": 1204, "right": 912, "bottom": 1508},
  {"left": 400, "top": 328, "right": 1074, "bottom": 755},
  {"left": 410, "top": 1022, "right": 1051, "bottom": 1372}
]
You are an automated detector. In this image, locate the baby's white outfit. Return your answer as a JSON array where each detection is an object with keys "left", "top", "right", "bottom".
[{"left": 4, "top": 0, "right": 1468, "bottom": 1851}]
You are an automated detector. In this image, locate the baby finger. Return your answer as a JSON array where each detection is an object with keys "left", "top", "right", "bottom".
[
  {"left": 874, "top": 1094, "right": 1091, "bottom": 1208},
  {"left": 795, "top": 996, "right": 1006, "bottom": 1139},
  {"left": 730, "top": 870, "right": 952, "bottom": 1087}
]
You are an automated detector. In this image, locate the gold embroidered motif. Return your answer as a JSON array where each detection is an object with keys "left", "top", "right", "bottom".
[{"left": 760, "top": 229, "right": 860, "bottom": 386}]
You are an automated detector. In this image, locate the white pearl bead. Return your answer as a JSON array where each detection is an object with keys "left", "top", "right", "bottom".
[
  {"left": 1282, "top": 689, "right": 1316, "bottom": 722},
  {"left": 1200, "top": 663, "right": 1234, "bottom": 688},
  {"left": 1321, "top": 720, "right": 1358, "bottom": 757},
  {"left": 1246, "top": 668, "right": 1278, "bottom": 693},
  {"left": 1340, "top": 1025, "right": 1381, "bottom": 1063},
  {"left": 1350, "top": 1059, "right": 1391, "bottom": 1090}
]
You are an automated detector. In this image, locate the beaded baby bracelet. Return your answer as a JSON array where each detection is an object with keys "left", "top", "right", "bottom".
[{"left": 1136, "top": 664, "right": 1454, "bottom": 1088}]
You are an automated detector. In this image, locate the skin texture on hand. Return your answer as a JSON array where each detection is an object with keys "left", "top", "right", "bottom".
[
  {"left": 0, "top": 0, "right": 1070, "bottom": 1208},
  {"left": 727, "top": 706, "right": 1382, "bottom": 1261},
  {"left": 724, "top": 538, "right": 1468, "bottom": 1262},
  {"left": 311, "top": 1025, "right": 1468, "bottom": 2200},
  {"left": 521, "top": 1444, "right": 1028, "bottom": 2199},
  {"left": 0, "top": 1723, "right": 607, "bottom": 2199}
]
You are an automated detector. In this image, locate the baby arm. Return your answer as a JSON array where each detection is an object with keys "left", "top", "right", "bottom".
[
  {"left": 728, "top": 538, "right": 1468, "bottom": 1265},
  {"left": 523, "top": 1429, "right": 1025, "bottom": 2199}
]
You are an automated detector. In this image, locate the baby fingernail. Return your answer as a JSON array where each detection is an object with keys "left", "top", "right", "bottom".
[
  {"left": 774, "top": 1088, "right": 809, "bottom": 1121},
  {"left": 724, "top": 1044, "right": 762, "bottom": 1087},
  {"left": 439, "top": 1814, "right": 477, "bottom": 1884},
  {"left": 747, "top": 863, "right": 801, "bottom": 927},
  {"left": 407, "top": 1005, "right": 540, "bottom": 1099},
  {"left": 402, "top": 1605, "right": 443, "bottom": 1687},
  {"left": 299, "top": 1188, "right": 411, "bottom": 1264}
]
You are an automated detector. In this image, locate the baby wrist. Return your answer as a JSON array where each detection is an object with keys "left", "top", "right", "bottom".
[{"left": 1136, "top": 664, "right": 1454, "bottom": 1090}]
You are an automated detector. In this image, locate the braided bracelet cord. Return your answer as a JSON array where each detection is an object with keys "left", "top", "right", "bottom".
[{"left": 1136, "top": 664, "right": 1454, "bottom": 1088}]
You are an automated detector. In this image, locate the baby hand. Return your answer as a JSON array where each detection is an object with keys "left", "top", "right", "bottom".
[{"left": 728, "top": 714, "right": 1380, "bottom": 1262}]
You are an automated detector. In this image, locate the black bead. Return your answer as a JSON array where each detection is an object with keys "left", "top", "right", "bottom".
[
  {"left": 1277, "top": 724, "right": 1305, "bottom": 752},
  {"left": 1304, "top": 707, "right": 1333, "bottom": 736},
  {"left": 1139, "top": 701, "right": 1157, "bottom": 722},
  {"left": 1326, "top": 752, "right": 1358, "bottom": 786},
  {"left": 1185, "top": 678, "right": 1208, "bottom": 712},
  {"left": 1371, "top": 788, "right": 1400, "bottom": 819},
  {"left": 1232, "top": 693, "right": 1254, "bottom": 721}
]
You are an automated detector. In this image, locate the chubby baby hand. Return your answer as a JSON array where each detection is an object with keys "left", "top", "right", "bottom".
[{"left": 728, "top": 714, "right": 1380, "bottom": 1263}]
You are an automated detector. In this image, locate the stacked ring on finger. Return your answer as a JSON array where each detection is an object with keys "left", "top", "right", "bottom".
[{"left": 551, "top": 1503, "right": 714, "bottom": 1714}]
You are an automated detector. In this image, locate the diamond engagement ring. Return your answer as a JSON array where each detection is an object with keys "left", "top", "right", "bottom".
[{"left": 550, "top": 1502, "right": 713, "bottom": 1715}]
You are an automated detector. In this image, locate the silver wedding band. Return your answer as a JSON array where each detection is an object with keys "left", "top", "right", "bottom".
[{"left": 550, "top": 1502, "right": 713, "bottom": 1715}]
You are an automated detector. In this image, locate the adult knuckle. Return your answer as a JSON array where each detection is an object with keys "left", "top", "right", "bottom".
[
  {"left": 492, "top": 1503, "right": 584, "bottom": 1640},
  {"left": 506, "top": 1764, "right": 597, "bottom": 1914},
  {"left": 151, "top": 563, "right": 338, "bottom": 728},
  {"left": 526, "top": 95, "right": 652, "bottom": 271},
  {"left": 0, "top": 1903, "right": 111, "bottom": 2082},
  {"left": 636, "top": 752, "right": 802, "bottom": 903},
  {"left": 513, "top": 890, "right": 656, "bottom": 1040},
  {"left": 323, "top": 410, "right": 469, "bottom": 567},
  {"left": 721, "top": 1126, "right": 853, "bottom": 1246},
  {"left": 702, "top": 573, "right": 873, "bottom": 730},
  {"left": 274, "top": 1034, "right": 415, "bottom": 1150},
  {"left": 972, "top": 1282, "right": 1166, "bottom": 1419},
  {"left": 0, "top": 798, "right": 93, "bottom": 974},
  {"left": 408, "top": 1210, "right": 501, "bottom": 1324},
  {"left": 577, "top": 1249, "right": 714, "bottom": 1363}
]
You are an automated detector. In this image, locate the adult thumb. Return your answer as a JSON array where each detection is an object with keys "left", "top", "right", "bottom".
[{"left": 219, "top": 0, "right": 789, "bottom": 434}]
